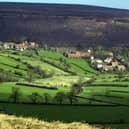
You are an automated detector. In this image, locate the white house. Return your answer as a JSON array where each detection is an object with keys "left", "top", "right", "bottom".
[
  {"left": 95, "top": 59, "right": 103, "bottom": 64},
  {"left": 97, "top": 64, "right": 103, "bottom": 69},
  {"left": 104, "top": 57, "right": 113, "bottom": 64}
]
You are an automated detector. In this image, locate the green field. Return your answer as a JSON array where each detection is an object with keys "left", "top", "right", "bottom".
[
  {"left": 0, "top": 103, "right": 129, "bottom": 129},
  {"left": 1, "top": 49, "right": 129, "bottom": 128},
  {"left": 0, "top": 50, "right": 129, "bottom": 106}
]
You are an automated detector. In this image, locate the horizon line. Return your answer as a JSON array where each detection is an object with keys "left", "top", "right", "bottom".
[{"left": 0, "top": 1, "right": 129, "bottom": 11}]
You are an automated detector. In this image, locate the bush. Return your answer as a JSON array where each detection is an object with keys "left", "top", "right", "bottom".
[{"left": 32, "top": 66, "right": 54, "bottom": 78}]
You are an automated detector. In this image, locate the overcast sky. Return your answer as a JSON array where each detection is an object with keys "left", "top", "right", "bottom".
[{"left": 0, "top": 0, "right": 129, "bottom": 9}]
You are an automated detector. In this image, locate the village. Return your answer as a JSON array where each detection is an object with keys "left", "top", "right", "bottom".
[
  {"left": 0, "top": 40, "right": 126, "bottom": 72},
  {"left": 64, "top": 49, "right": 126, "bottom": 72}
]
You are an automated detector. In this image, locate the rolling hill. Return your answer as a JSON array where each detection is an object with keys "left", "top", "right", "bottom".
[{"left": 0, "top": 2, "right": 129, "bottom": 47}]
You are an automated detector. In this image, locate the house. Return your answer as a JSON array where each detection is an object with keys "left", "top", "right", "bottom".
[
  {"left": 95, "top": 59, "right": 103, "bottom": 64},
  {"left": 3, "top": 41, "right": 38, "bottom": 51},
  {"left": 65, "top": 51, "right": 90, "bottom": 58},
  {"left": 15, "top": 41, "right": 29, "bottom": 51},
  {"left": 111, "top": 61, "right": 119, "bottom": 67},
  {"left": 29, "top": 42, "right": 38, "bottom": 49},
  {"left": 97, "top": 63, "right": 103, "bottom": 69},
  {"left": 91, "top": 58, "right": 103, "bottom": 69},
  {"left": 104, "top": 57, "right": 113, "bottom": 64},
  {"left": 103, "top": 65, "right": 113, "bottom": 71},
  {"left": 118, "top": 65, "right": 126, "bottom": 71},
  {"left": 3, "top": 42, "right": 15, "bottom": 49}
]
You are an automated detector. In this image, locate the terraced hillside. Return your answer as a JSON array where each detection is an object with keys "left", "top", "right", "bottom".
[
  {"left": 1, "top": 50, "right": 129, "bottom": 106},
  {"left": 1, "top": 50, "right": 129, "bottom": 129},
  {"left": 0, "top": 49, "right": 95, "bottom": 103}
]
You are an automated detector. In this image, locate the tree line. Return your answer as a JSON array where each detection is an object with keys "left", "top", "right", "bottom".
[{"left": 8, "top": 78, "right": 83, "bottom": 105}]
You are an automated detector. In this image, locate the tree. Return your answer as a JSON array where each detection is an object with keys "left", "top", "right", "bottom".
[
  {"left": 67, "top": 91, "right": 77, "bottom": 105},
  {"left": 63, "top": 59, "right": 71, "bottom": 71},
  {"left": 33, "top": 65, "right": 54, "bottom": 79},
  {"left": 30, "top": 92, "right": 40, "bottom": 103},
  {"left": 43, "top": 93, "right": 51, "bottom": 104},
  {"left": 26, "top": 70, "right": 34, "bottom": 83},
  {"left": 54, "top": 92, "right": 66, "bottom": 104},
  {"left": 9, "top": 87, "right": 22, "bottom": 103},
  {"left": 71, "top": 78, "right": 83, "bottom": 95}
]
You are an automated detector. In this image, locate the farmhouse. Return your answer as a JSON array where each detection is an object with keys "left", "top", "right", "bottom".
[
  {"left": 3, "top": 41, "right": 38, "bottom": 51},
  {"left": 65, "top": 51, "right": 90, "bottom": 58},
  {"left": 3, "top": 42, "right": 15, "bottom": 49},
  {"left": 95, "top": 59, "right": 103, "bottom": 64},
  {"left": 104, "top": 57, "right": 112, "bottom": 64}
]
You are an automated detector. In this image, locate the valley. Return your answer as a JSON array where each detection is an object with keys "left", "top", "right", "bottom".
[{"left": 0, "top": 47, "right": 129, "bottom": 128}]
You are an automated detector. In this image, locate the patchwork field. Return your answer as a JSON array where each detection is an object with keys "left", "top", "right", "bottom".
[{"left": 0, "top": 49, "right": 129, "bottom": 128}]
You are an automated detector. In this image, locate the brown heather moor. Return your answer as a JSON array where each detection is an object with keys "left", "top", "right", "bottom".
[{"left": 0, "top": 114, "right": 100, "bottom": 129}]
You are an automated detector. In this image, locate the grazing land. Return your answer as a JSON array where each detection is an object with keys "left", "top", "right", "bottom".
[{"left": 0, "top": 49, "right": 129, "bottom": 129}]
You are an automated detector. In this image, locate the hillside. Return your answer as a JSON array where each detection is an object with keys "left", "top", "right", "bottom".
[
  {"left": 0, "top": 49, "right": 95, "bottom": 87},
  {"left": 0, "top": 114, "right": 99, "bottom": 129},
  {"left": 1, "top": 49, "right": 129, "bottom": 129},
  {"left": 0, "top": 2, "right": 129, "bottom": 47}
]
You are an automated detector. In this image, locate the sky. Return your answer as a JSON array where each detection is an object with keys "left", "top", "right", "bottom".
[{"left": 0, "top": 0, "right": 129, "bottom": 10}]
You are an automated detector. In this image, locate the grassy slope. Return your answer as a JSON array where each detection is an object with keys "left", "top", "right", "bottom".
[
  {"left": 39, "top": 50, "right": 97, "bottom": 75},
  {"left": 0, "top": 82, "right": 70, "bottom": 103},
  {"left": 0, "top": 114, "right": 99, "bottom": 129},
  {"left": 0, "top": 50, "right": 95, "bottom": 86},
  {"left": 1, "top": 50, "right": 129, "bottom": 105}
]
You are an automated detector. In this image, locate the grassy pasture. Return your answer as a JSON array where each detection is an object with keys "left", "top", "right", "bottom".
[
  {"left": 0, "top": 82, "right": 70, "bottom": 103},
  {"left": 1, "top": 82, "right": 129, "bottom": 105},
  {"left": 39, "top": 50, "right": 97, "bottom": 75},
  {"left": 35, "top": 75, "right": 89, "bottom": 87},
  {"left": 1, "top": 50, "right": 129, "bottom": 128}
]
